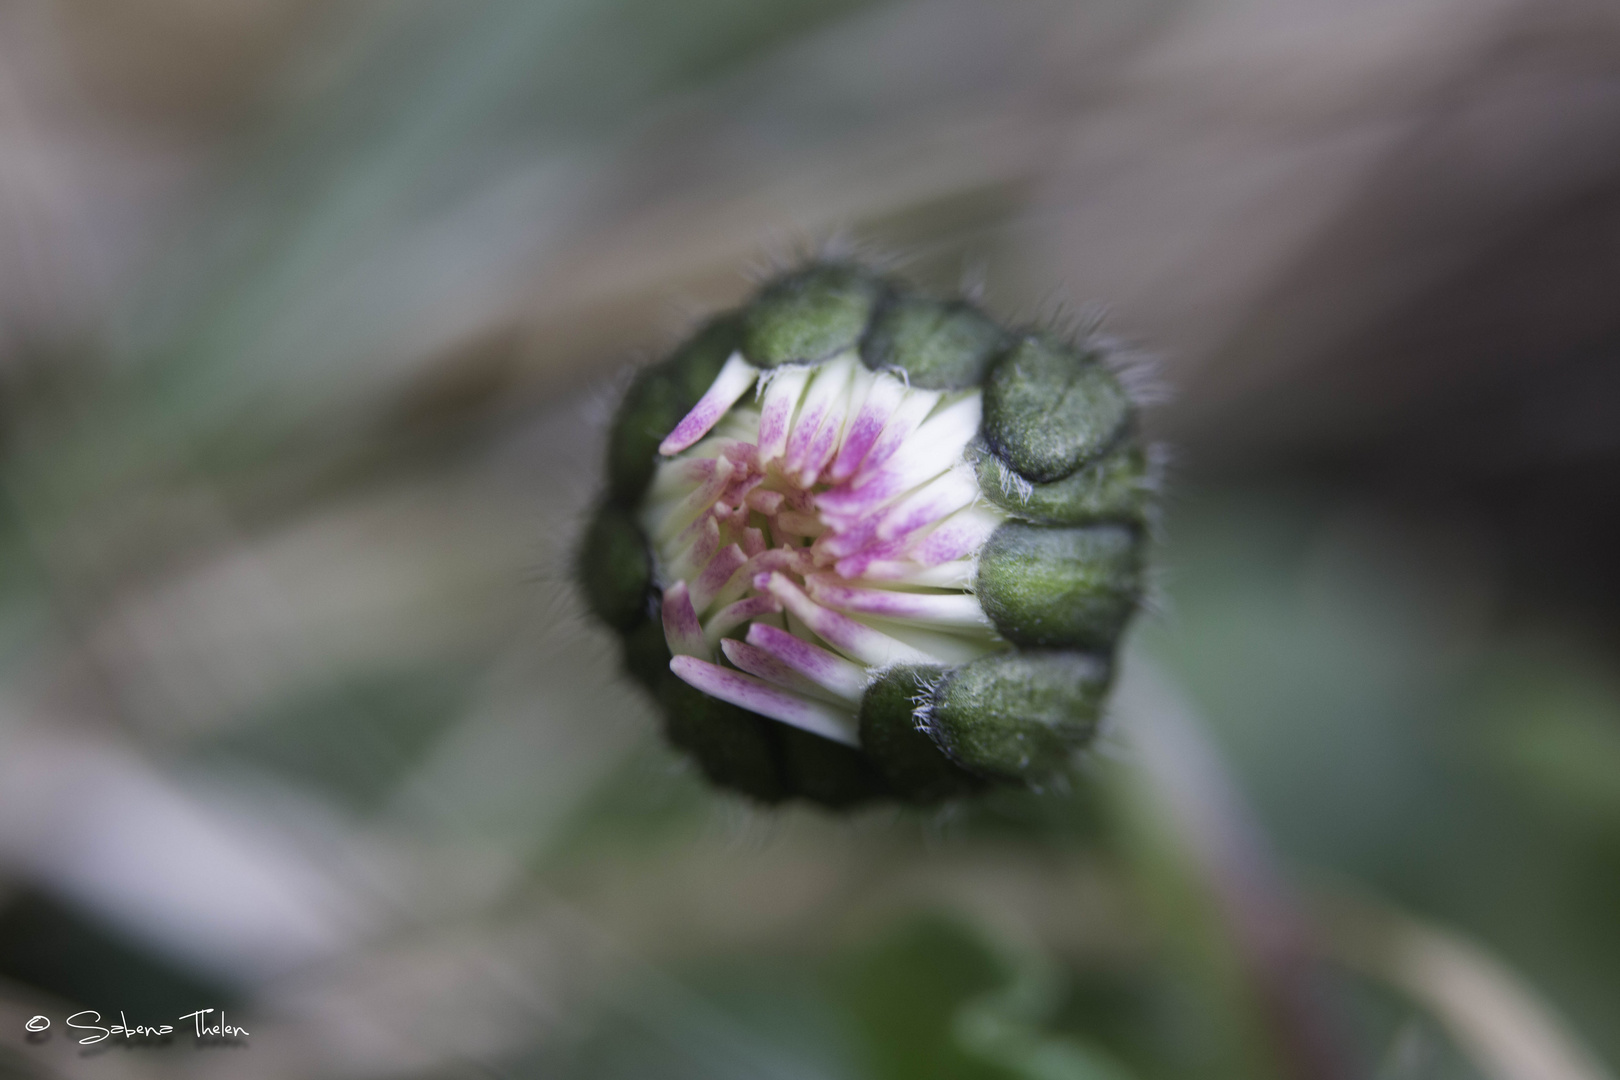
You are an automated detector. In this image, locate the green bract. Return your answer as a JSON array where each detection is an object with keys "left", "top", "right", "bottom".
[
  {"left": 861, "top": 295, "right": 1008, "bottom": 390},
  {"left": 982, "top": 334, "right": 1132, "bottom": 483},
  {"left": 742, "top": 264, "right": 886, "bottom": 369},
  {"left": 928, "top": 650, "right": 1113, "bottom": 784},
  {"left": 578, "top": 263, "right": 1153, "bottom": 808},
  {"left": 975, "top": 523, "right": 1143, "bottom": 650}
]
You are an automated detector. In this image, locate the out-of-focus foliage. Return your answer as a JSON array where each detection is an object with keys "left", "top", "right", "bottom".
[{"left": 0, "top": 1, "right": 1619, "bottom": 1078}]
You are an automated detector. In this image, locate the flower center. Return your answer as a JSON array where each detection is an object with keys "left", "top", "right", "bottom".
[{"left": 640, "top": 351, "right": 1007, "bottom": 744}]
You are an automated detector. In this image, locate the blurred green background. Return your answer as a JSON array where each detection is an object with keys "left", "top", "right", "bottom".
[{"left": 1, "top": 1, "right": 1618, "bottom": 1078}]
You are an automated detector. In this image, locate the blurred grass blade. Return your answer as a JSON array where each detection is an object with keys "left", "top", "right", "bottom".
[{"left": 1320, "top": 893, "right": 1616, "bottom": 1080}]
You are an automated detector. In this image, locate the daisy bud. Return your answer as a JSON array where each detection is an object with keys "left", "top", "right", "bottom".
[{"left": 579, "top": 263, "right": 1153, "bottom": 807}]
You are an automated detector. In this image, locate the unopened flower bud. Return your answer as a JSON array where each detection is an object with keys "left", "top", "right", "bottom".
[{"left": 579, "top": 263, "right": 1153, "bottom": 806}]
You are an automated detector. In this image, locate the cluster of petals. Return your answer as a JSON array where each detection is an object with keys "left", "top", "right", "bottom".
[{"left": 641, "top": 351, "right": 1007, "bottom": 745}]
